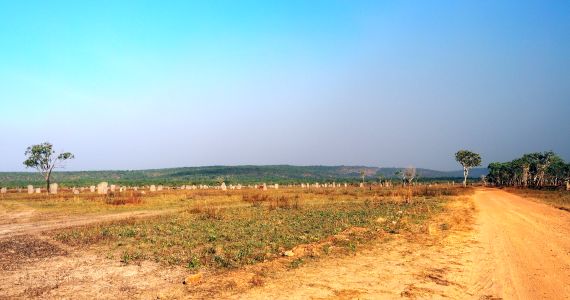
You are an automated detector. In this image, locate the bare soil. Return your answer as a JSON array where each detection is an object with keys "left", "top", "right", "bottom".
[{"left": 463, "top": 189, "right": 570, "bottom": 299}]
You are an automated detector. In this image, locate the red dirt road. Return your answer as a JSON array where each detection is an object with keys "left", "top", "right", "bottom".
[{"left": 465, "top": 189, "right": 570, "bottom": 299}]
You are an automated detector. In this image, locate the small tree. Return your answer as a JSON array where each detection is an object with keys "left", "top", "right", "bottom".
[
  {"left": 23, "top": 142, "right": 74, "bottom": 192},
  {"left": 455, "top": 150, "right": 482, "bottom": 187}
]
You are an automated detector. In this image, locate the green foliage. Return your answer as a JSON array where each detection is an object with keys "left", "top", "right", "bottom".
[
  {"left": 23, "top": 142, "right": 74, "bottom": 170},
  {"left": 187, "top": 255, "right": 201, "bottom": 269},
  {"left": 455, "top": 150, "right": 482, "bottom": 186},
  {"left": 455, "top": 150, "right": 482, "bottom": 169},
  {"left": 22, "top": 142, "right": 74, "bottom": 191},
  {"left": 487, "top": 151, "right": 569, "bottom": 187},
  {"left": 0, "top": 165, "right": 487, "bottom": 188},
  {"left": 289, "top": 258, "right": 304, "bottom": 269}
]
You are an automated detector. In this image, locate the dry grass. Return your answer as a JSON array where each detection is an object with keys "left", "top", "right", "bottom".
[
  {"left": 104, "top": 191, "right": 143, "bottom": 205},
  {"left": 243, "top": 193, "right": 300, "bottom": 210},
  {"left": 0, "top": 185, "right": 467, "bottom": 215},
  {"left": 242, "top": 193, "right": 269, "bottom": 207},
  {"left": 0, "top": 189, "right": 242, "bottom": 221},
  {"left": 503, "top": 187, "right": 570, "bottom": 211}
]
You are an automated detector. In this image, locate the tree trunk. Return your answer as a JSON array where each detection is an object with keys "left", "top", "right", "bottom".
[
  {"left": 46, "top": 177, "right": 50, "bottom": 193},
  {"left": 522, "top": 166, "right": 529, "bottom": 187},
  {"left": 463, "top": 167, "right": 468, "bottom": 187}
]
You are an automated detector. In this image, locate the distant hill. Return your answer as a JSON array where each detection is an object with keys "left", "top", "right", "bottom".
[{"left": 0, "top": 165, "right": 487, "bottom": 187}]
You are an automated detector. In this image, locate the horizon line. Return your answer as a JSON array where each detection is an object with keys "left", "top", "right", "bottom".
[{"left": 0, "top": 164, "right": 488, "bottom": 173}]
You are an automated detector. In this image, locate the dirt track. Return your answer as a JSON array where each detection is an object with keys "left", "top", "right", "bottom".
[
  {"left": 465, "top": 189, "right": 570, "bottom": 299},
  {"left": 0, "top": 210, "right": 173, "bottom": 239}
]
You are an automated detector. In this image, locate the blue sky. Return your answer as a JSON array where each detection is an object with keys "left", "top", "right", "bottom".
[{"left": 1, "top": 0, "right": 569, "bottom": 171}]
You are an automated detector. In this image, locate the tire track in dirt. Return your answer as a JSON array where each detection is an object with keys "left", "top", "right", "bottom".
[
  {"left": 0, "top": 201, "right": 254, "bottom": 239},
  {"left": 0, "top": 210, "right": 176, "bottom": 239}
]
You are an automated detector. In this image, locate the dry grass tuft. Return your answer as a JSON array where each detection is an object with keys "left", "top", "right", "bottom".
[
  {"left": 201, "top": 206, "right": 224, "bottom": 220},
  {"left": 503, "top": 187, "right": 570, "bottom": 210},
  {"left": 243, "top": 193, "right": 301, "bottom": 210},
  {"left": 268, "top": 195, "right": 300, "bottom": 210},
  {"left": 242, "top": 193, "right": 270, "bottom": 207},
  {"left": 105, "top": 191, "right": 143, "bottom": 205}
]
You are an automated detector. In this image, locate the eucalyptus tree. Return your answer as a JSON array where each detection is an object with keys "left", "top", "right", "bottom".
[
  {"left": 487, "top": 151, "right": 568, "bottom": 188},
  {"left": 23, "top": 142, "right": 74, "bottom": 193},
  {"left": 455, "top": 150, "right": 482, "bottom": 187},
  {"left": 536, "top": 151, "right": 559, "bottom": 187}
]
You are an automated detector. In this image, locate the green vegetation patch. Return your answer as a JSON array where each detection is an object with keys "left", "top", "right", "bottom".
[{"left": 53, "top": 198, "right": 444, "bottom": 269}]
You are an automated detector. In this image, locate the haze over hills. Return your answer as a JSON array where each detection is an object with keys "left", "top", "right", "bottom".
[{"left": 0, "top": 165, "right": 487, "bottom": 187}]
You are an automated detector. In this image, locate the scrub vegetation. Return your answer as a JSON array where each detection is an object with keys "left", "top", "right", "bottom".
[{"left": 47, "top": 186, "right": 465, "bottom": 271}]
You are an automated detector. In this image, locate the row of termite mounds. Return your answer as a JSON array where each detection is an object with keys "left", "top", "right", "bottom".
[
  {"left": 5, "top": 179, "right": 539, "bottom": 195},
  {"left": 0, "top": 180, "right": 409, "bottom": 195}
]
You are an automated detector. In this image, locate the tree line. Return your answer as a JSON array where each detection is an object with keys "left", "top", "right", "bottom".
[
  {"left": 486, "top": 151, "right": 570, "bottom": 187},
  {"left": 17, "top": 143, "right": 569, "bottom": 190}
]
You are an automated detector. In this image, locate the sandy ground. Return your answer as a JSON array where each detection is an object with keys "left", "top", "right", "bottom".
[
  {"left": 463, "top": 189, "right": 570, "bottom": 299},
  {"left": 0, "top": 189, "right": 569, "bottom": 299}
]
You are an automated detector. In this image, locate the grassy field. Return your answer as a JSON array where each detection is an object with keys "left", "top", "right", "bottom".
[
  {"left": 40, "top": 185, "right": 470, "bottom": 272},
  {"left": 0, "top": 185, "right": 464, "bottom": 219},
  {"left": 0, "top": 190, "right": 240, "bottom": 222},
  {"left": 503, "top": 187, "right": 570, "bottom": 211}
]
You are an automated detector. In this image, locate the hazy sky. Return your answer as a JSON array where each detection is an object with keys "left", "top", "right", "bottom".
[{"left": 1, "top": 0, "right": 569, "bottom": 171}]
